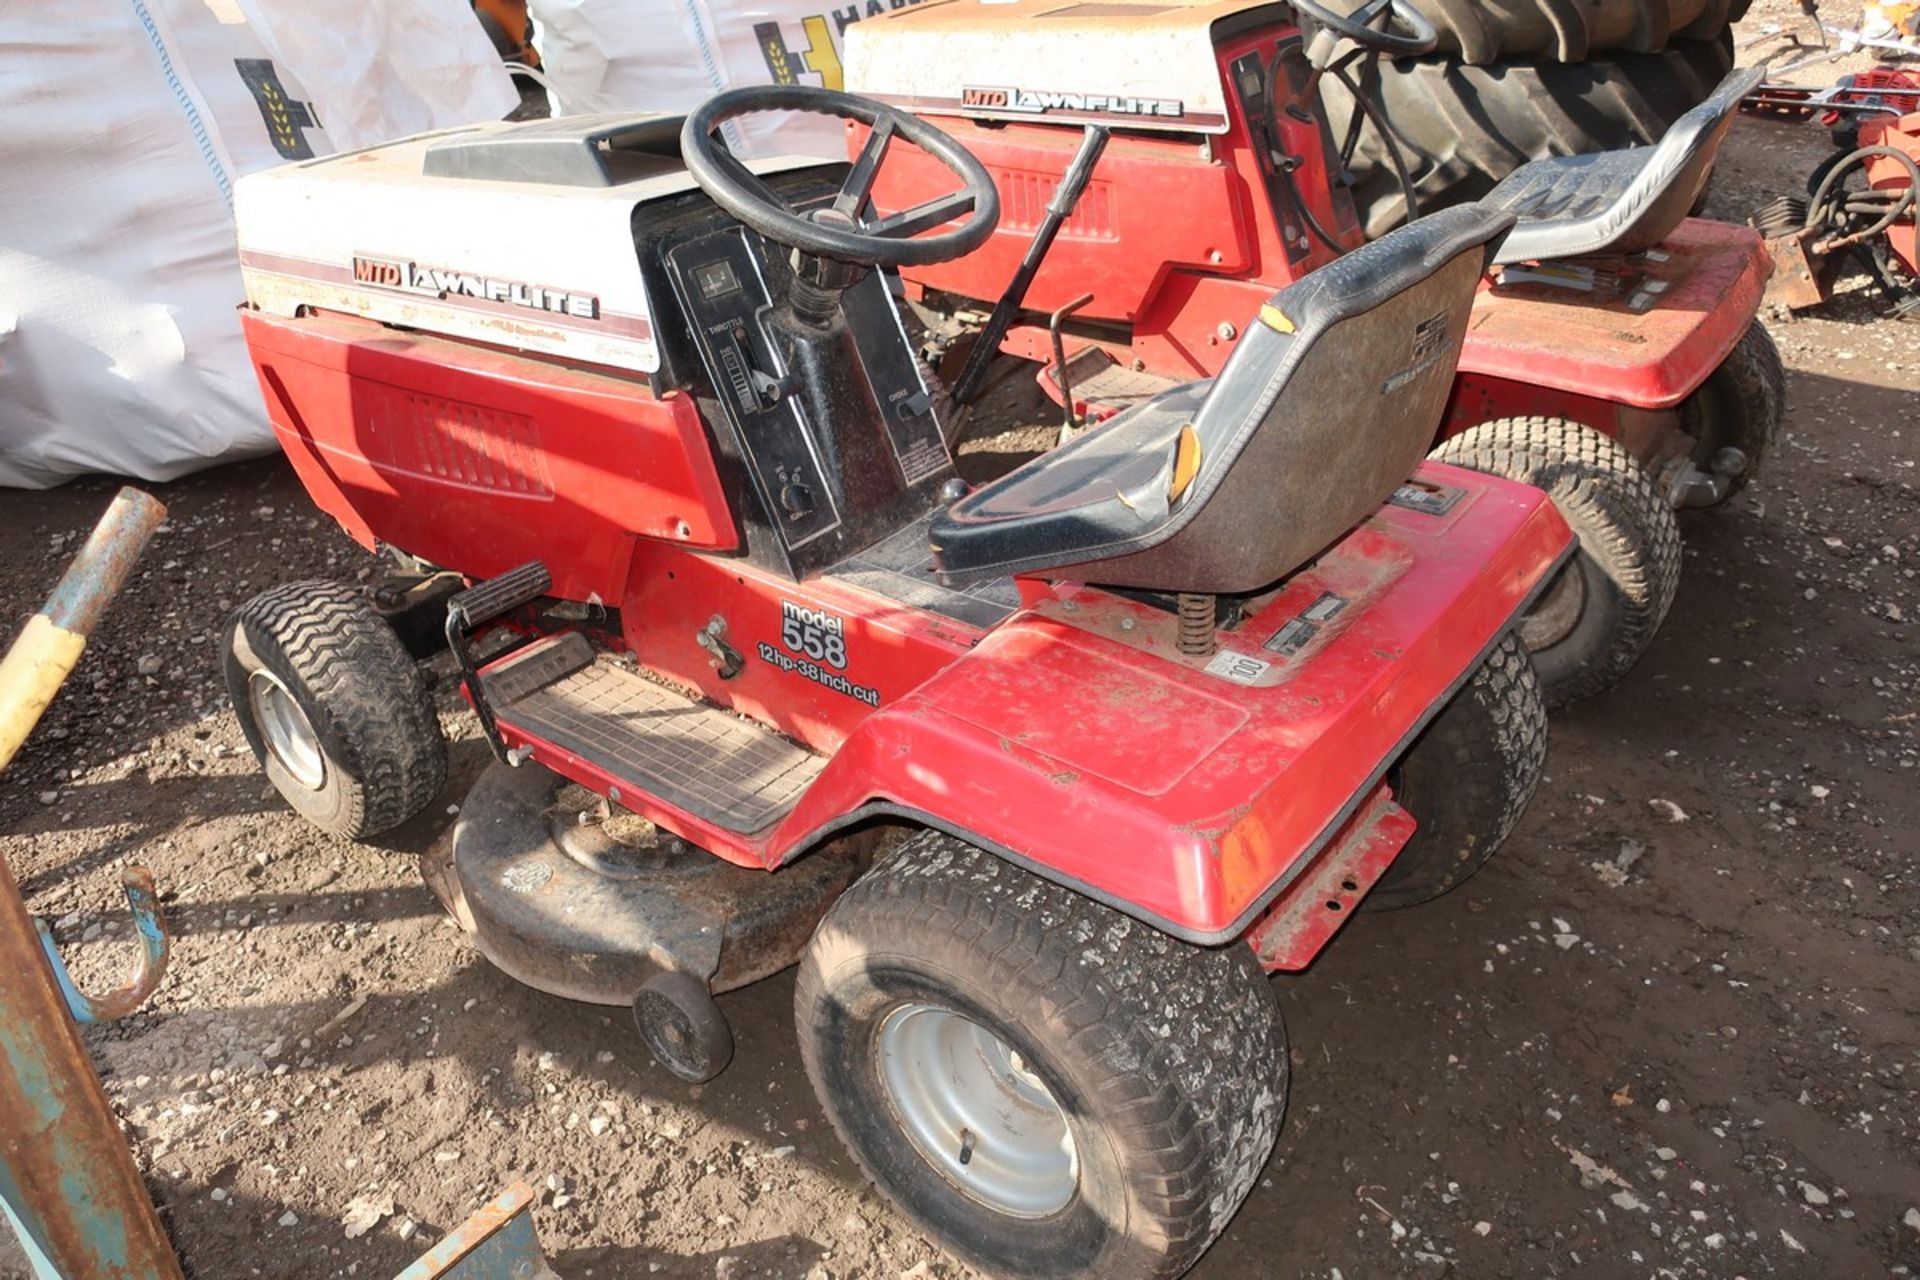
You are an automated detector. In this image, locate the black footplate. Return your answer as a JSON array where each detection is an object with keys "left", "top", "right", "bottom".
[{"left": 482, "top": 633, "right": 828, "bottom": 834}]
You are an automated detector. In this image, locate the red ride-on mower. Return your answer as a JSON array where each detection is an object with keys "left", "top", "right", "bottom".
[
  {"left": 845, "top": 0, "right": 1787, "bottom": 706},
  {"left": 225, "top": 88, "right": 1571, "bottom": 1279}
]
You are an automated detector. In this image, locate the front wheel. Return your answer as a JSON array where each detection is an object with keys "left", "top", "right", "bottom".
[
  {"left": 225, "top": 581, "right": 446, "bottom": 840},
  {"left": 795, "top": 834, "right": 1286, "bottom": 1280},
  {"left": 1431, "top": 416, "right": 1682, "bottom": 707}
]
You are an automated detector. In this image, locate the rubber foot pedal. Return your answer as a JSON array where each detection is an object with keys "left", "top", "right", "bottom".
[{"left": 450, "top": 561, "right": 551, "bottom": 629}]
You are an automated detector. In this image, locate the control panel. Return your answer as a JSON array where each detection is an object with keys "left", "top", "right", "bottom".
[
  {"left": 666, "top": 228, "right": 843, "bottom": 549},
  {"left": 662, "top": 221, "right": 952, "bottom": 560}
]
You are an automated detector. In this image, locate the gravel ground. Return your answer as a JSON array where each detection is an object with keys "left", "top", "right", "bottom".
[{"left": 3, "top": 11, "right": 1918, "bottom": 1278}]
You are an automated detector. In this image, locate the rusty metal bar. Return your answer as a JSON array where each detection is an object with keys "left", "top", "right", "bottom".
[
  {"left": 0, "top": 852, "right": 186, "bottom": 1280},
  {"left": 1, "top": 484, "right": 183, "bottom": 1279},
  {"left": 32, "top": 867, "right": 171, "bottom": 1025}
]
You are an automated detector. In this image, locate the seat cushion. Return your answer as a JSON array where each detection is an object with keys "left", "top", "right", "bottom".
[{"left": 929, "top": 384, "right": 1206, "bottom": 583}]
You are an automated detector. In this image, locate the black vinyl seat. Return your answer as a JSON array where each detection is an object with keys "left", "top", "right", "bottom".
[
  {"left": 1484, "top": 65, "right": 1764, "bottom": 265},
  {"left": 930, "top": 204, "right": 1516, "bottom": 594}
]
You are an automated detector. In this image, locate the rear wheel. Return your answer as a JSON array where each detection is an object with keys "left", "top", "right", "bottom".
[
  {"left": 225, "top": 581, "right": 446, "bottom": 839},
  {"left": 1677, "top": 322, "right": 1786, "bottom": 504},
  {"left": 1431, "top": 417, "right": 1681, "bottom": 707},
  {"left": 1400, "top": 0, "right": 1747, "bottom": 63},
  {"left": 796, "top": 833, "right": 1286, "bottom": 1280},
  {"left": 1367, "top": 633, "right": 1547, "bottom": 910}
]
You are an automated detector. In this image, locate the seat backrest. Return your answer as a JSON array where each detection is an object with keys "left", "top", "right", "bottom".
[
  {"left": 931, "top": 203, "right": 1516, "bottom": 593},
  {"left": 1489, "top": 65, "right": 1764, "bottom": 265}
]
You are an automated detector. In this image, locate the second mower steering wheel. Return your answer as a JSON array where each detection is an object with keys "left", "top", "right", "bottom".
[
  {"left": 680, "top": 86, "right": 1000, "bottom": 270},
  {"left": 1293, "top": 0, "right": 1440, "bottom": 60}
]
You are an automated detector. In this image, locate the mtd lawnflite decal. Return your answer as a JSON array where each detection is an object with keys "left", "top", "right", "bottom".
[
  {"left": 761, "top": 600, "right": 881, "bottom": 705},
  {"left": 961, "top": 85, "right": 1186, "bottom": 119},
  {"left": 350, "top": 255, "right": 601, "bottom": 320}
]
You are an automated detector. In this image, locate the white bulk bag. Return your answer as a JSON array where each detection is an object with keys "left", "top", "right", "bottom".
[{"left": 0, "top": 0, "right": 514, "bottom": 489}]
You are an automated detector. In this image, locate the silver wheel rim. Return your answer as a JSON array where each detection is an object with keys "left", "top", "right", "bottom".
[
  {"left": 247, "top": 669, "right": 326, "bottom": 790},
  {"left": 877, "top": 1003, "right": 1078, "bottom": 1218},
  {"left": 1519, "top": 557, "right": 1587, "bottom": 651}
]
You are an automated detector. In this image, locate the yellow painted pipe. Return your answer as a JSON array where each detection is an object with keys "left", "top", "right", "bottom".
[{"left": 0, "top": 487, "right": 166, "bottom": 773}]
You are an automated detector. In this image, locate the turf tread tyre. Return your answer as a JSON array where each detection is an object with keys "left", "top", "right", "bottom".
[
  {"left": 1432, "top": 417, "right": 1682, "bottom": 707},
  {"left": 1367, "top": 632, "right": 1547, "bottom": 909},
  {"left": 225, "top": 581, "right": 445, "bottom": 839},
  {"left": 1680, "top": 322, "right": 1786, "bottom": 501},
  {"left": 795, "top": 834, "right": 1285, "bottom": 1280},
  {"left": 1325, "top": 35, "right": 1734, "bottom": 235}
]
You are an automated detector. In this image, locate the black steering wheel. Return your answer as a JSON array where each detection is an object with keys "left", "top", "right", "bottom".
[
  {"left": 1293, "top": 0, "right": 1440, "bottom": 60},
  {"left": 680, "top": 86, "right": 1000, "bottom": 269}
]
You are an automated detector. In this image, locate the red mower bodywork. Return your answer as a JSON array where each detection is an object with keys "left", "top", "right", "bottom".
[
  {"left": 242, "top": 302, "right": 1568, "bottom": 951},
  {"left": 227, "top": 93, "right": 1583, "bottom": 1277}
]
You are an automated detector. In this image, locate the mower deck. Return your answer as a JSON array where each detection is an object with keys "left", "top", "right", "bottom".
[{"left": 423, "top": 759, "right": 864, "bottom": 1007}]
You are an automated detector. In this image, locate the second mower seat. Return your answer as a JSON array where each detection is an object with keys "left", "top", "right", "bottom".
[
  {"left": 1484, "top": 64, "right": 1763, "bottom": 266},
  {"left": 929, "top": 203, "right": 1516, "bottom": 594}
]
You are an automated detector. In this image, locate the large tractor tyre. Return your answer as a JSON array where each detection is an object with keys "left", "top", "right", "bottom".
[
  {"left": 1678, "top": 322, "right": 1787, "bottom": 505},
  {"left": 1401, "top": 0, "right": 1748, "bottom": 65},
  {"left": 225, "top": 581, "right": 447, "bottom": 840},
  {"left": 1325, "top": 34, "right": 1735, "bottom": 236},
  {"left": 1366, "top": 633, "right": 1548, "bottom": 910},
  {"left": 796, "top": 833, "right": 1287, "bottom": 1280},
  {"left": 1431, "top": 418, "right": 1683, "bottom": 708}
]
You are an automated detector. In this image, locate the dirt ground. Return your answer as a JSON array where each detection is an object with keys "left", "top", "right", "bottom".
[{"left": 4, "top": 13, "right": 1919, "bottom": 1280}]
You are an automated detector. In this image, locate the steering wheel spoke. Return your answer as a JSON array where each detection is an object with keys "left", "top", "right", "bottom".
[
  {"left": 835, "top": 117, "right": 895, "bottom": 219},
  {"left": 866, "top": 189, "right": 977, "bottom": 239}
]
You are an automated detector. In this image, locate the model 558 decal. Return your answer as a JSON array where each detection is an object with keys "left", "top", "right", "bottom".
[
  {"left": 762, "top": 600, "right": 880, "bottom": 705},
  {"left": 351, "top": 255, "right": 600, "bottom": 320}
]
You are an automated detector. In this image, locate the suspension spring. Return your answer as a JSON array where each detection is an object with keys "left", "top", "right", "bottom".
[{"left": 1176, "top": 593, "right": 1217, "bottom": 657}]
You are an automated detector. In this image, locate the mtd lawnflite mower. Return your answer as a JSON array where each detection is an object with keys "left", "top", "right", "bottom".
[
  {"left": 225, "top": 88, "right": 1572, "bottom": 1278},
  {"left": 844, "top": 0, "right": 1788, "bottom": 706}
]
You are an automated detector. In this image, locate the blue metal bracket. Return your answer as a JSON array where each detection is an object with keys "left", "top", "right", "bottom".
[
  {"left": 32, "top": 866, "right": 170, "bottom": 1025},
  {"left": 392, "top": 1183, "right": 559, "bottom": 1280}
]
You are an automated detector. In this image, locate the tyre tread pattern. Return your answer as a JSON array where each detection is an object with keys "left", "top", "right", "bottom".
[
  {"left": 1369, "top": 632, "right": 1547, "bottom": 908},
  {"left": 798, "top": 835, "right": 1286, "bottom": 1279},
  {"left": 1433, "top": 416, "right": 1682, "bottom": 706},
  {"left": 1403, "top": 0, "right": 1746, "bottom": 64},
  {"left": 229, "top": 581, "right": 445, "bottom": 838}
]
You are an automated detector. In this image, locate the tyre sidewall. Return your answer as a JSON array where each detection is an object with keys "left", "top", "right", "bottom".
[
  {"left": 1527, "top": 511, "right": 1635, "bottom": 699},
  {"left": 1681, "top": 323, "right": 1784, "bottom": 498}
]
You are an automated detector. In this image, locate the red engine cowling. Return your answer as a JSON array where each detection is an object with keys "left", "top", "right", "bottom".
[
  {"left": 240, "top": 308, "right": 736, "bottom": 605},
  {"left": 861, "top": 25, "right": 1363, "bottom": 379}
]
